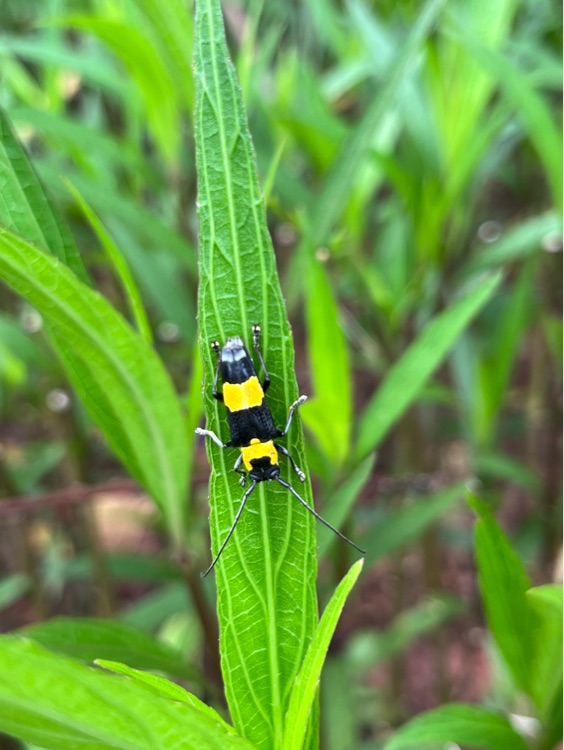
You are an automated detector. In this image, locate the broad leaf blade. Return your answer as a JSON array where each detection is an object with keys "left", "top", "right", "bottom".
[
  {"left": 96, "top": 660, "right": 224, "bottom": 726},
  {"left": 194, "top": 0, "right": 318, "bottom": 747},
  {"left": 0, "top": 227, "right": 188, "bottom": 548},
  {"left": 20, "top": 617, "right": 200, "bottom": 683},
  {"left": 355, "top": 273, "right": 502, "bottom": 461},
  {"left": 384, "top": 703, "right": 529, "bottom": 750},
  {"left": 0, "top": 637, "right": 256, "bottom": 750},
  {"left": 282, "top": 560, "right": 363, "bottom": 750}
]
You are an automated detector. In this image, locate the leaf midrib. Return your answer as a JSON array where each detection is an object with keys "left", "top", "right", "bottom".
[{"left": 202, "top": 0, "right": 284, "bottom": 739}]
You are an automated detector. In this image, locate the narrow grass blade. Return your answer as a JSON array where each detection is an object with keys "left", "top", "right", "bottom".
[
  {"left": 307, "top": 0, "right": 446, "bottom": 249},
  {"left": 349, "top": 596, "right": 463, "bottom": 672},
  {"left": 64, "top": 178, "right": 153, "bottom": 343},
  {"left": 0, "top": 574, "right": 30, "bottom": 610},
  {"left": 474, "top": 266, "right": 533, "bottom": 444},
  {"left": 302, "top": 260, "right": 351, "bottom": 465},
  {"left": 0, "top": 637, "right": 256, "bottom": 750},
  {"left": 470, "top": 44, "right": 563, "bottom": 207},
  {"left": 282, "top": 560, "right": 363, "bottom": 750},
  {"left": 0, "top": 107, "right": 89, "bottom": 283},
  {"left": 363, "top": 482, "right": 465, "bottom": 566},
  {"left": 526, "top": 585, "right": 563, "bottom": 728},
  {"left": 0, "top": 35, "right": 133, "bottom": 107},
  {"left": 194, "top": 0, "right": 318, "bottom": 747},
  {"left": 384, "top": 703, "right": 529, "bottom": 750},
  {"left": 63, "top": 15, "right": 180, "bottom": 163},
  {"left": 128, "top": 0, "right": 195, "bottom": 111},
  {"left": 317, "top": 454, "right": 374, "bottom": 558},
  {"left": 458, "top": 212, "right": 560, "bottom": 278},
  {"left": 0, "top": 227, "right": 188, "bottom": 550},
  {"left": 355, "top": 273, "right": 501, "bottom": 461},
  {"left": 468, "top": 493, "right": 535, "bottom": 697}
]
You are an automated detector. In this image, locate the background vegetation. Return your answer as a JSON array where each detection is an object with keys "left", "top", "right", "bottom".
[{"left": 0, "top": 0, "right": 561, "bottom": 748}]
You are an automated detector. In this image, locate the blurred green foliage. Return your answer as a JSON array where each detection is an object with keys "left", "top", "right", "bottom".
[{"left": 0, "top": 0, "right": 561, "bottom": 747}]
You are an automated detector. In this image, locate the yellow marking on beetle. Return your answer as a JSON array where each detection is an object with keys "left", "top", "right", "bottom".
[
  {"left": 223, "top": 376, "right": 264, "bottom": 411},
  {"left": 240, "top": 439, "right": 278, "bottom": 471}
]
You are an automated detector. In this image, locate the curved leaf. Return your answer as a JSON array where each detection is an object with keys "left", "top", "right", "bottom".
[
  {"left": 0, "top": 637, "right": 256, "bottom": 750},
  {"left": 0, "top": 107, "right": 89, "bottom": 283},
  {"left": 385, "top": 703, "right": 529, "bottom": 750},
  {"left": 20, "top": 617, "right": 200, "bottom": 683},
  {"left": 0, "top": 226, "right": 188, "bottom": 548},
  {"left": 282, "top": 560, "right": 363, "bottom": 750},
  {"left": 355, "top": 273, "right": 502, "bottom": 461}
]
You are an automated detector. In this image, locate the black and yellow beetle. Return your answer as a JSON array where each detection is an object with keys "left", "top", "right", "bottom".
[{"left": 196, "top": 324, "right": 364, "bottom": 576}]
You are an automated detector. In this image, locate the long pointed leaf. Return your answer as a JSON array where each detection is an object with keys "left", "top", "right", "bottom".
[
  {"left": 0, "top": 226, "right": 188, "bottom": 548},
  {"left": 194, "top": 0, "right": 318, "bottom": 747},
  {"left": 468, "top": 494, "right": 536, "bottom": 698},
  {"left": 63, "top": 178, "right": 153, "bottom": 344},
  {"left": 385, "top": 703, "right": 529, "bottom": 750},
  {"left": 355, "top": 273, "right": 502, "bottom": 461},
  {"left": 282, "top": 560, "right": 363, "bottom": 750},
  {"left": 0, "top": 107, "right": 89, "bottom": 283}
]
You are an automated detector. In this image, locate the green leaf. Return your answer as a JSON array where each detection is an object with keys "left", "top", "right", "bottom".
[
  {"left": 307, "top": 0, "right": 446, "bottom": 249},
  {"left": 526, "top": 585, "right": 563, "bottom": 731},
  {"left": 0, "top": 107, "right": 89, "bottom": 284},
  {"left": 469, "top": 43, "right": 563, "bottom": 207},
  {"left": 125, "top": 0, "right": 195, "bottom": 112},
  {"left": 194, "top": 0, "right": 318, "bottom": 747},
  {"left": 355, "top": 273, "right": 502, "bottom": 461},
  {"left": 0, "top": 35, "right": 133, "bottom": 99},
  {"left": 475, "top": 266, "right": 534, "bottom": 444},
  {"left": 0, "top": 573, "right": 30, "bottom": 610},
  {"left": 63, "top": 16, "right": 180, "bottom": 163},
  {"left": 431, "top": 0, "right": 517, "bottom": 171},
  {"left": 527, "top": 583, "right": 563, "bottom": 615},
  {"left": 0, "top": 109, "right": 187, "bottom": 540},
  {"left": 474, "top": 452, "right": 540, "bottom": 493},
  {"left": 363, "top": 482, "right": 465, "bottom": 566},
  {"left": 95, "top": 660, "right": 223, "bottom": 726},
  {"left": 384, "top": 703, "right": 530, "bottom": 750},
  {"left": 0, "top": 226, "right": 188, "bottom": 548},
  {"left": 302, "top": 260, "right": 351, "bottom": 465},
  {"left": 63, "top": 178, "right": 153, "bottom": 344},
  {"left": 0, "top": 636, "right": 256, "bottom": 750},
  {"left": 20, "top": 618, "right": 199, "bottom": 683},
  {"left": 468, "top": 494, "right": 535, "bottom": 697},
  {"left": 458, "top": 212, "right": 561, "bottom": 278},
  {"left": 282, "top": 560, "right": 363, "bottom": 750},
  {"left": 119, "top": 582, "right": 189, "bottom": 630},
  {"left": 317, "top": 454, "right": 374, "bottom": 558},
  {"left": 349, "top": 595, "right": 463, "bottom": 671}
]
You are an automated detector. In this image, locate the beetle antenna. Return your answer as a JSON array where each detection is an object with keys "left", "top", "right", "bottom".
[
  {"left": 275, "top": 477, "right": 365, "bottom": 554},
  {"left": 202, "top": 481, "right": 257, "bottom": 577}
]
